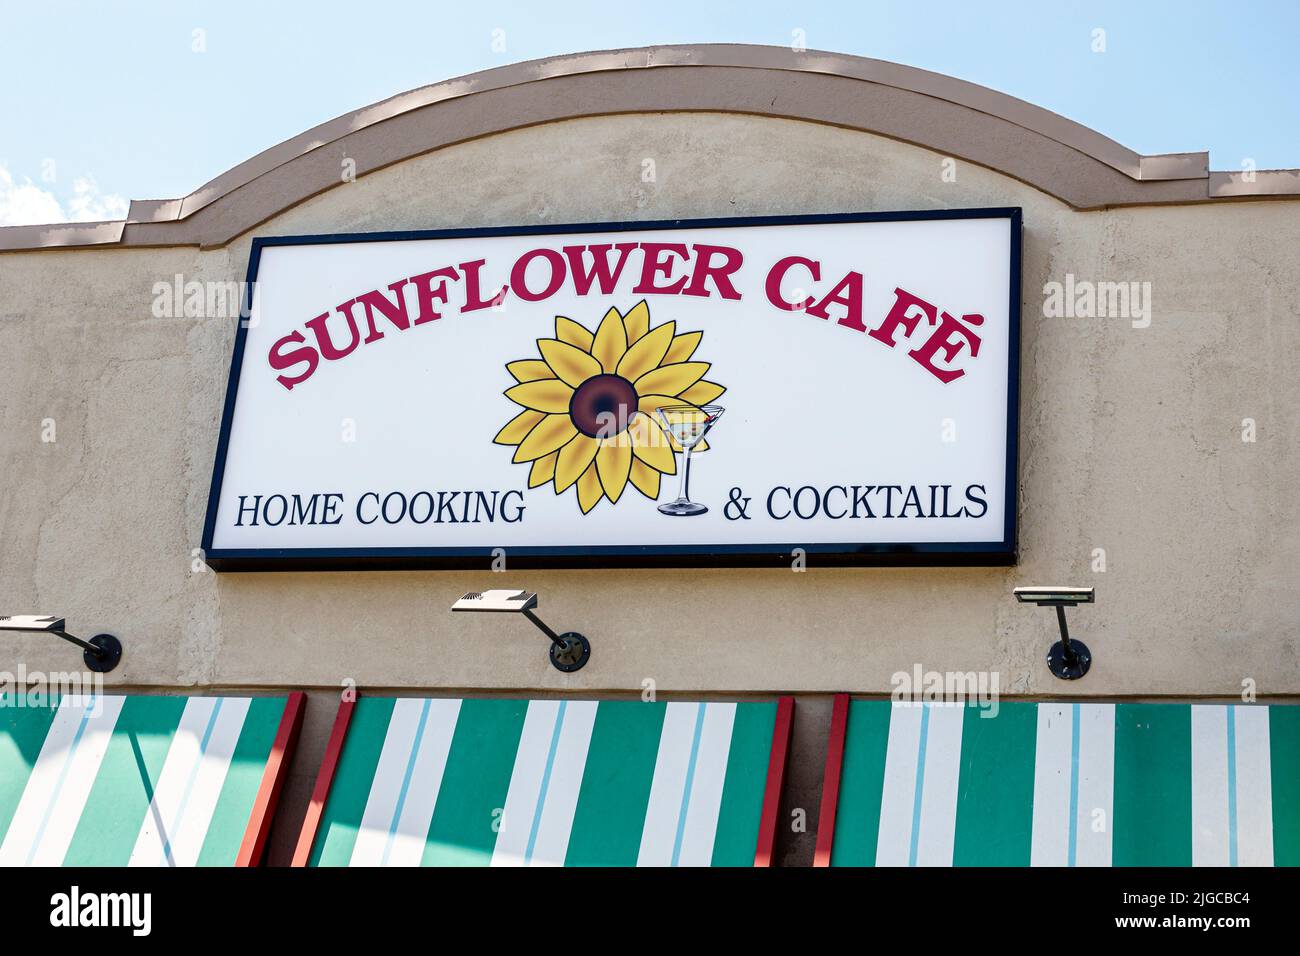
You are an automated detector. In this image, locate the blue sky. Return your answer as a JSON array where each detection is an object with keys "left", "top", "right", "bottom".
[{"left": 1, "top": 0, "right": 1297, "bottom": 225}]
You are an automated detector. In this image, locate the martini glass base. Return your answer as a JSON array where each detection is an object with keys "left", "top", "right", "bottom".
[{"left": 658, "top": 499, "right": 708, "bottom": 516}]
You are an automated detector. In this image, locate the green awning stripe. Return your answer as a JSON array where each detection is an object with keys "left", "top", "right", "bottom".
[
  {"left": 62, "top": 695, "right": 186, "bottom": 866},
  {"left": 6, "top": 695, "right": 127, "bottom": 865},
  {"left": 309, "top": 696, "right": 395, "bottom": 867},
  {"left": 711, "top": 700, "right": 778, "bottom": 866},
  {"left": 829, "top": 700, "right": 891, "bottom": 866},
  {"left": 0, "top": 694, "right": 287, "bottom": 867},
  {"left": 346, "top": 698, "right": 463, "bottom": 866},
  {"left": 1113, "top": 704, "right": 1192, "bottom": 865},
  {"left": 126, "top": 696, "right": 250, "bottom": 866},
  {"left": 952, "top": 702, "right": 1036, "bottom": 866},
  {"left": 1270, "top": 706, "right": 1300, "bottom": 866},
  {"left": 422, "top": 698, "right": 528, "bottom": 867},
  {"left": 564, "top": 700, "right": 666, "bottom": 866},
  {"left": 832, "top": 700, "right": 1297, "bottom": 867},
  {"left": 196, "top": 696, "right": 286, "bottom": 867},
  {"left": 0, "top": 695, "right": 58, "bottom": 847},
  {"left": 307, "top": 697, "right": 780, "bottom": 867}
]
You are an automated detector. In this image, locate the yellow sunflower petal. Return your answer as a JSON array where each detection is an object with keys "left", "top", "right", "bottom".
[
  {"left": 591, "top": 307, "right": 629, "bottom": 373},
  {"left": 595, "top": 437, "right": 633, "bottom": 503},
  {"left": 622, "top": 300, "right": 650, "bottom": 343},
  {"left": 529, "top": 451, "right": 558, "bottom": 488},
  {"left": 493, "top": 408, "right": 544, "bottom": 445},
  {"left": 633, "top": 361, "right": 710, "bottom": 397},
  {"left": 538, "top": 338, "right": 602, "bottom": 387},
  {"left": 506, "top": 359, "right": 555, "bottom": 383},
  {"left": 555, "top": 316, "right": 594, "bottom": 352},
  {"left": 615, "top": 321, "right": 675, "bottom": 382},
  {"left": 695, "top": 437, "right": 709, "bottom": 452},
  {"left": 628, "top": 413, "right": 676, "bottom": 474},
  {"left": 678, "top": 380, "right": 726, "bottom": 406},
  {"left": 504, "top": 379, "right": 574, "bottom": 413},
  {"left": 513, "top": 414, "right": 578, "bottom": 462},
  {"left": 576, "top": 463, "right": 603, "bottom": 514},
  {"left": 555, "top": 434, "right": 599, "bottom": 492},
  {"left": 663, "top": 330, "right": 702, "bottom": 364},
  {"left": 629, "top": 458, "right": 662, "bottom": 500}
]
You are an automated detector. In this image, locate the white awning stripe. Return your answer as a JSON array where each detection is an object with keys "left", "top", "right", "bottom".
[
  {"left": 523, "top": 700, "right": 598, "bottom": 867},
  {"left": 874, "top": 703, "right": 964, "bottom": 866},
  {"left": 129, "top": 695, "right": 251, "bottom": 867},
  {"left": 637, "top": 701, "right": 700, "bottom": 867},
  {"left": 673, "top": 701, "right": 737, "bottom": 867},
  {"left": 1029, "top": 703, "right": 1114, "bottom": 867},
  {"left": 1193, "top": 704, "right": 1274, "bottom": 867},
  {"left": 351, "top": 698, "right": 434, "bottom": 866},
  {"left": 381, "top": 698, "right": 462, "bottom": 867},
  {"left": 491, "top": 700, "right": 598, "bottom": 867},
  {"left": 0, "top": 695, "right": 125, "bottom": 866}
]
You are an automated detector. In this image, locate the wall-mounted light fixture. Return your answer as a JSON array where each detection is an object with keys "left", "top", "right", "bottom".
[
  {"left": 452, "top": 590, "right": 590, "bottom": 672},
  {"left": 1013, "top": 587, "right": 1094, "bottom": 680},
  {"left": 0, "top": 615, "right": 122, "bottom": 673}
]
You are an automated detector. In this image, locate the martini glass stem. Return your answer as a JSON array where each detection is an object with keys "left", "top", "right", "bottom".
[{"left": 676, "top": 446, "right": 694, "bottom": 503}]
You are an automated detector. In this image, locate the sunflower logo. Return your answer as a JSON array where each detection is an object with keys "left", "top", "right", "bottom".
[{"left": 493, "top": 300, "right": 726, "bottom": 513}]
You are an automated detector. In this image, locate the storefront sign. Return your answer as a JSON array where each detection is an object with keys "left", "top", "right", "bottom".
[{"left": 203, "top": 209, "right": 1021, "bottom": 568}]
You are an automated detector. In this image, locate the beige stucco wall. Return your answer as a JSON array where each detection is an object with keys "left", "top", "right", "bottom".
[{"left": 2, "top": 111, "right": 1298, "bottom": 701}]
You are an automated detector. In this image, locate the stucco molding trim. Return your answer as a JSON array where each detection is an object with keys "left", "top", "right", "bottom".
[{"left": 2, "top": 44, "right": 1297, "bottom": 253}]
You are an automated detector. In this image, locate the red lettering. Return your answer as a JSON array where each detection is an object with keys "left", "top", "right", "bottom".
[
  {"left": 510, "top": 248, "right": 567, "bottom": 302},
  {"left": 355, "top": 280, "right": 413, "bottom": 344},
  {"left": 764, "top": 256, "right": 820, "bottom": 311},
  {"left": 683, "top": 244, "right": 744, "bottom": 300},
  {"left": 461, "top": 258, "right": 508, "bottom": 312},
  {"left": 632, "top": 242, "right": 691, "bottom": 295},
  {"left": 868, "top": 287, "right": 938, "bottom": 348},
  {"left": 564, "top": 243, "right": 637, "bottom": 295},
  {"left": 306, "top": 307, "right": 363, "bottom": 361},
  {"left": 807, "top": 270, "right": 866, "bottom": 332},
  {"left": 268, "top": 330, "right": 319, "bottom": 390},
  {"left": 409, "top": 266, "right": 459, "bottom": 325},
  {"left": 908, "top": 312, "right": 984, "bottom": 383}
]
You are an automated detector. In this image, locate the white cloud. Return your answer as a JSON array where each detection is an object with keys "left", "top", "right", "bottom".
[
  {"left": 66, "top": 175, "right": 129, "bottom": 222},
  {"left": 0, "top": 165, "right": 129, "bottom": 226}
]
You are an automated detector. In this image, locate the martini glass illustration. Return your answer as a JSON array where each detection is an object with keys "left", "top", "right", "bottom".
[{"left": 655, "top": 404, "right": 725, "bottom": 516}]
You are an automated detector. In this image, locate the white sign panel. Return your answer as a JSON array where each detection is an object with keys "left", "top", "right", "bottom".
[{"left": 203, "top": 210, "right": 1020, "bottom": 569}]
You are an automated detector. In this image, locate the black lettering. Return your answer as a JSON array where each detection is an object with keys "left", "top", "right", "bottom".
[
  {"left": 500, "top": 490, "right": 526, "bottom": 523},
  {"left": 381, "top": 491, "right": 407, "bottom": 524},
  {"left": 235, "top": 495, "right": 261, "bottom": 527},
  {"left": 437, "top": 491, "right": 460, "bottom": 524},
  {"left": 357, "top": 492, "right": 380, "bottom": 525},
  {"left": 320, "top": 494, "right": 345, "bottom": 525},
  {"left": 766, "top": 486, "right": 793, "bottom": 519},
  {"left": 792, "top": 486, "right": 821, "bottom": 520},
  {"left": 409, "top": 492, "right": 435, "bottom": 524},
  {"left": 899, "top": 485, "right": 926, "bottom": 518},
  {"left": 850, "top": 485, "right": 876, "bottom": 518}
]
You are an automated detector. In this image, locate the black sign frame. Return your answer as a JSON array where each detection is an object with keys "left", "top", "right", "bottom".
[{"left": 201, "top": 207, "right": 1022, "bottom": 570}]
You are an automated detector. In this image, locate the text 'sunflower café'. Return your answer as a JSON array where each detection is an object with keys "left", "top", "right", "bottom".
[{"left": 1, "top": 46, "right": 1297, "bottom": 868}]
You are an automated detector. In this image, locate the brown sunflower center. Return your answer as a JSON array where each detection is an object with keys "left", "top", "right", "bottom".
[{"left": 569, "top": 374, "right": 638, "bottom": 438}]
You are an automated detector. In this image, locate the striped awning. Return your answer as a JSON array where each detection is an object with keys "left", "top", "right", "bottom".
[
  {"left": 816, "top": 697, "right": 1300, "bottom": 866},
  {"left": 295, "top": 695, "right": 793, "bottom": 867},
  {"left": 0, "top": 693, "right": 302, "bottom": 866}
]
